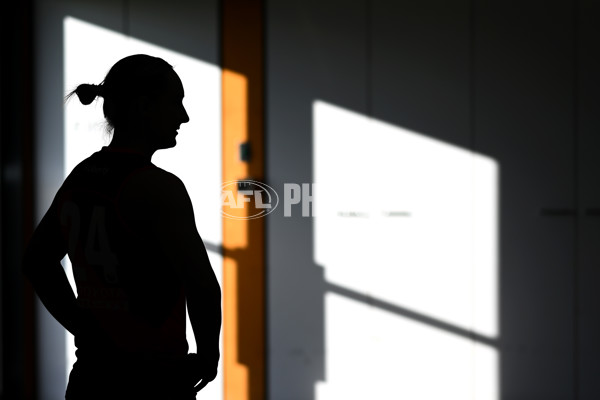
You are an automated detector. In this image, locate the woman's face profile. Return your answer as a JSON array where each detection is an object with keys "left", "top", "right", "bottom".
[{"left": 145, "top": 71, "right": 190, "bottom": 150}]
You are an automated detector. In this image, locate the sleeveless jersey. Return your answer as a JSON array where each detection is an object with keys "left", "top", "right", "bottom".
[{"left": 54, "top": 147, "right": 188, "bottom": 359}]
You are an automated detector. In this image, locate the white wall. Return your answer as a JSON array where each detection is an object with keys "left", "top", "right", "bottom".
[{"left": 266, "top": 0, "right": 586, "bottom": 399}]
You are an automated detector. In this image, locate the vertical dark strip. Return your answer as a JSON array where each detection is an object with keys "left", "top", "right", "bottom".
[
  {"left": 21, "top": 1, "right": 36, "bottom": 398},
  {"left": 573, "top": 0, "right": 580, "bottom": 398},
  {"left": 1, "top": 14, "right": 5, "bottom": 399},
  {"left": 468, "top": 0, "right": 476, "bottom": 152},
  {"left": 218, "top": 0, "right": 224, "bottom": 69},
  {"left": 0, "top": 0, "right": 36, "bottom": 398},
  {"left": 123, "top": 0, "right": 130, "bottom": 36},
  {"left": 0, "top": 31, "right": 3, "bottom": 400},
  {"left": 365, "top": 0, "right": 372, "bottom": 118}
]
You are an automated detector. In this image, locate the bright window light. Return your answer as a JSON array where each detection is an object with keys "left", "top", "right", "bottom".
[{"left": 313, "top": 100, "right": 498, "bottom": 399}]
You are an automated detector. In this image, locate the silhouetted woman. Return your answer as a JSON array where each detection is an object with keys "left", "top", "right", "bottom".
[{"left": 23, "top": 54, "right": 221, "bottom": 399}]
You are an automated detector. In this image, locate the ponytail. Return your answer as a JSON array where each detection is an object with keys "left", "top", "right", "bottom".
[{"left": 65, "top": 83, "right": 104, "bottom": 105}]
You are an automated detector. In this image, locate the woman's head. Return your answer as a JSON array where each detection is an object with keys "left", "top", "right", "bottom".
[{"left": 67, "top": 54, "right": 189, "bottom": 150}]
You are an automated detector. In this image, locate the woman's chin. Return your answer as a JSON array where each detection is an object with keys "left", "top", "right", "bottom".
[{"left": 159, "top": 137, "right": 177, "bottom": 150}]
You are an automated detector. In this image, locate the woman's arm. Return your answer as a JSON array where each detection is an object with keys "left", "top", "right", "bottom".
[
  {"left": 22, "top": 204, "right": 82, "bottom": 336},
  {"left": 121, "top": 168, "right": 222, "bottom": 388}
]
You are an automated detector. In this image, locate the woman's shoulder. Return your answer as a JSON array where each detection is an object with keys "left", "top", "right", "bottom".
[
  {"left": 121, "top": 165, "right": 190, "bottom": 206},
  {"left": 135, "top": 164, "right": 185, "bottom": 190}
]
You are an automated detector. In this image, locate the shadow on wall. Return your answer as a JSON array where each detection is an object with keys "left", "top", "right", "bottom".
[{"left": 267, "top": 1, "right": 583, "bottom": 399}]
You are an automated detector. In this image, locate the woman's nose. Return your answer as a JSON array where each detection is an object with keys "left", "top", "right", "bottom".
[{"left": 181, "top": 106, "right": 190, "bottom": 123}]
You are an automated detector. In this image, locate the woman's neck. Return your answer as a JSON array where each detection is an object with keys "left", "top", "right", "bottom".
[{"left": 108, "top": 129, "right": 157, "bottom": 158}]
